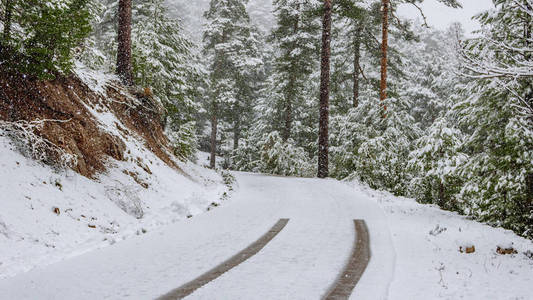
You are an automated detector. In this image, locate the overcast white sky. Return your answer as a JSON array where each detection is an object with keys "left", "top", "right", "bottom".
[{"left": 397, "top": 0, "right": 494, "bottom": 34}]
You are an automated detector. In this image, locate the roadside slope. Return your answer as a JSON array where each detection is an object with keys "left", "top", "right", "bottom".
[{"left": 0, "top": 66, "right": 231, "bottom": 279}]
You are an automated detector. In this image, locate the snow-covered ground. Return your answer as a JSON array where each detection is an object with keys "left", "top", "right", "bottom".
[
  {"left": 350, "top": 182, "right": 533, "bottom": 300},
  {"left": 0, "top": 133, "right": 230, "bottom": 280},
  {"left": 0, "top": 63, "right": 232, "bottom": 281},
  {"left": 1, "top": 171, "right": 531, "bottom": 299}
]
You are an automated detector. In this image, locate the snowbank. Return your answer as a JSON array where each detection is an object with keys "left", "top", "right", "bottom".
[
  {"left": 0, "top": 130, "right": 230, "bottom": 279},
  {"left": 347, "top": 181, "right": 533, "bottom": 299}
]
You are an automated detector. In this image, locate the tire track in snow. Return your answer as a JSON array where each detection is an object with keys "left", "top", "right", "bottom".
[
  {"left": 323, "top": 220, "right": 370, "bottom": 300},
  {"left": 156, "top": 218, "right": 290, "bottom": 300}
]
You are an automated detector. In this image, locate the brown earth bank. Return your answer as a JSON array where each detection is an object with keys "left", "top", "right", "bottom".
[{"left": 0, "top": 69, "right": 180, "bottom": 178}]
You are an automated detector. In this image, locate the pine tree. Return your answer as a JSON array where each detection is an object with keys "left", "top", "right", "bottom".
[
  {"left": 232, "top": 130, "right": 315, "bottom": 177},
  {"left": 408, "top": 117, "right": 466, "bottom": 210},
  {"left": 330, "top": 1, "right": 382, "bottom": 113},
  {"left": 351, "top": 19, "right": 363, "bottom": 108},
  {"left": 400, "top": 24, "right": 462, "bottom": 129},
  {"left": 378, "top": 0, "right": 461, "bottom": 114},
  {"left": 131, "top": 0, "right": 202, "bottom": 159},
  {"left": 329, "top": 92, "right": 420, "bottom": 194},
  {"left": 0, "top": 0, "right": 92, "bottom": 79},
  {"left": 330, "top": 0, "right": 417, "bottom": 115},
  {"left": 269, "top": 0, "right": 321, "bottom": 142},
  {"left": 454, "top": 0, "right": 533, "bottom": 237},
  {"left": 90, "top": 0, "right": 202, "bottom": 159},
  {"left": 202, "top": 0, "right": 262, "bottom": 168}
]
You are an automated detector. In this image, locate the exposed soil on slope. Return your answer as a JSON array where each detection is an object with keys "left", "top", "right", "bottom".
[{"left": 0, "top": 71, "right": 180, "bottom": 178}]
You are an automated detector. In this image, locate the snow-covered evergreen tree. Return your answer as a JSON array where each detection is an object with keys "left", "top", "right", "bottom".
[
  {"left": 399, "top": 24, "right": 462, "bottom": 129},
  {"left": 87, "top": 0, "right": 201, "bottom": 158},
  {"left": 231, "top": 0, "right": 321, "bottom": 175},
  {"left": 202, "top": 0, "right": 263, "bottom": 167},
  {"left": 266, "top": 0, "right": 321, "bottom": 142},
  {"left": 232, "top": 130, "right": 315, "bottom": 177},
  {"left": 408, "top": 117, "right": 466, "bottom": 210},
  {"left": 0, "top": 0, "right": 92, "bottom": 79},
  {"left": 130, "top": 0, "right": 200, "bottom": 128},
  {"left": 453, "top": 0, "right": 533, "bottom": 237},
  {"left": 330, "top": 0, "right": 382, "bottom": 112}
]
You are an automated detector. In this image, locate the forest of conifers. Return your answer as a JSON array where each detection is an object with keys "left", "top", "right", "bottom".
[{"left": 0, "top": 0, "right": 532, "bottom": 239}]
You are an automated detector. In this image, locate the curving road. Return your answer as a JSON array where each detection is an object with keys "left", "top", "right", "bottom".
[{"left": 0, "top": 173, "right": 395, "bottom": 300}]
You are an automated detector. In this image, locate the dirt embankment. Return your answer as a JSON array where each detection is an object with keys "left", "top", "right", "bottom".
[{"left": 0, "top": 71, "right": 179, "bottom": 178}]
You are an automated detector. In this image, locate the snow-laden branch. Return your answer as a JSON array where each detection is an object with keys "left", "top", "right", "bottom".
[
  {"left": 494, "top": 78, "right": 533, "bottom": 116},
  {"left": 459, "top": 39, "right": 533, "bottom": 79},
  {"left": 512, "top": 0, "right": 533, "bottom": 16},
  {"left": 0, "top": 118, "right": 77, "bottom": 169}
]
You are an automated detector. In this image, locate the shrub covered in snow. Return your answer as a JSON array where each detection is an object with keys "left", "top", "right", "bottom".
[
  {"left": 166, "top": 121, "right": 198, "bottom": 161},
  {"left": 0, "top": 119, "right": 77, "bottom": 170},
  {"left": 407, "top": 117, "right": 466, "bottom": 210},
  {"left": 330, "top": 96, "right": 420, "bottom": 196},
  {"left": 232, "top": 131, "right": 315, "bottom": 177}
]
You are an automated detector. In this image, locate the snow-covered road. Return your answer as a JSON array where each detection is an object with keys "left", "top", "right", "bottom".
[{"left": 0, "top": 173, "right": 395, "bottom": 300}]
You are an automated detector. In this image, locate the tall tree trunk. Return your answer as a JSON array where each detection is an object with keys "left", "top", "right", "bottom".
[
  {"left": 525, "top": 0, "right": 531, "bottom": 57},
  {"left": 117, "top": 0, "right": 133, "bottom": 86},
  {"left": 210, "top": 101, "right": 218, "bottom": 169},
  {"left": 526, "top": 1, "right": 533, "bottom": 114},
  {"left": 379, "top": 0, "right": 390, "bottom": 117},
  {"left": 527, "top": 173, "right": 533, "bottom": 206},
  {"left": 524, "top": 1, "right": 533, "bottom": 205},
  {"left": 353, "top": 23, "right": 362, "bottom": 108},
  {"left": 233, "top": 116, "right": 240, "bottom": 150},
  {"left": 438, "top": 182, "right": 446, "bottom": 208},
  {"left": 318, "top": 0, "right": 332, "bottom": 179}
]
